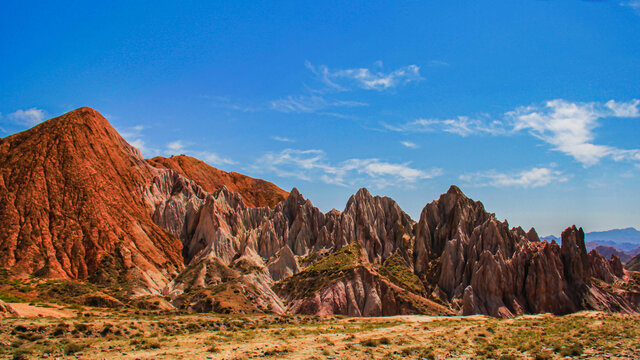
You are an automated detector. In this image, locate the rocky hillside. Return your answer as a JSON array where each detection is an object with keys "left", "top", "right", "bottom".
[
  {"left": 590, "top": 244, "right": 634, "bottom": 263},
  {"left": 626, "top": 254, "right": 640, "bottom": 272},
  {"left": 1, "top": 107, "right": 639, "bottom": 318},
  {"left": 147, "top": 155, "right": 288, "bottom": 208},
  {"left": 0, "top": 107, "right": 184, "bottom": 295}
]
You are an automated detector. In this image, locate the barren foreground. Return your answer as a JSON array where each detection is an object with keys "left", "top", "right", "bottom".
[{"left": 1, "top": 308, "right": 638, "bottom": 359}]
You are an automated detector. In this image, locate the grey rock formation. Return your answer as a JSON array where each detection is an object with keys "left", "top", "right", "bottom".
[{"left": 142, "top": 171, "right": 640, "bottom": 317}]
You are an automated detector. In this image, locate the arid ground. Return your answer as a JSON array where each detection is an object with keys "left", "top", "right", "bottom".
[{"left": 1, "top": 304, "right": 638, "bottom": 359}]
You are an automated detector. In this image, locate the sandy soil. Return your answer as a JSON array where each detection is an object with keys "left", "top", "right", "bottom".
[
  {"left": 1, "top": 310, "right": 638, "bottom": 359},
  {"left": 7, "top": 303, "right": 76, "bottom": 318}
]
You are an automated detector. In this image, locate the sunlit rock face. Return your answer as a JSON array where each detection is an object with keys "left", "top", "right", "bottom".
[{"left": 2, "top": 107, "right": 638, "bottom": 317}]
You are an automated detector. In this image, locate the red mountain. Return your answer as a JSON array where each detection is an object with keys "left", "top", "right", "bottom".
[
  {"left": 0, "top": 107, "right": 184, "bottom": 294},
  {"left": 147, "top": 155, "right": 288, "bottom": 208}
]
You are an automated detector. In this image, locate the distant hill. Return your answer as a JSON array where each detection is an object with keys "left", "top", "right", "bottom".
[
  {"left": 541, "top": 235, "right": 559, "bottom": 243},
  {"left": 587, "top": 228, "right": 640, "bottom": 247},
  {"left": 626, "top": 253, "right": 640, "bottom": 272},
  {"left": 544, "top": 228, "right": 640, "bottom": 250},
  {"left": 590, "top": 244, "right": 633, "bottom": 263},
  {"left": 544, "top": 229, "right": 640, "bottom": 263}
]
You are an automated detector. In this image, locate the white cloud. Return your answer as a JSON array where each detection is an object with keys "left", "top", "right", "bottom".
[
  {"left": 7, "top": 108, "right": 46, "bottom": 126},
  {"left": 199, "top": 151, "right": 235, "bottom": 166},
  {"left": 253, "top": 148, "right": 441, "bottom": 188},
  {"left": 269, "top": 94, "right": 366, "bottom": 113},
  {"left": 164, "top": 140, "right": 235, "bottom": 166},
  {"left": 460, "top": 167, "right": 569, "bottom": 188},
  {"left": 118, "top": 127, "right": 235, "bottom": 166},
  {"left": 621, "top": 1, "right": 640, "bottom": 13},
  {"left": 606, "top": 99, "right": 640, "bottom": 117},
  {"left": 128, "top": 139, "right": 146, "bottom": 152},
  {"left": 384, "top": 116, "right": 507, "bottom": 137},
  {"left": 385, "top": 98, "right": 640, "bottom": 166},
  {"left": 342, "top": 158, "right": 440, "bottom": 183},
  {"left": 509, "top": 99, "right": 640, "bottom": 166},
  {"left": 305, "top": 61, "right": 423, "bottom": 91},
  {"left": 400, "top": 141, "right": 419, "bottom": 149},
  {"left": 119, "top": 124, "right": 150, "bottom": 154},
  {"left": 271, "top": 136, "right": 296, "bottom": 143},
  {"left": 213, "top": 60, "right": 417, "bottom": 116},
  {"left": 167, "top": 140, "right": 185, "bottom": 152}
]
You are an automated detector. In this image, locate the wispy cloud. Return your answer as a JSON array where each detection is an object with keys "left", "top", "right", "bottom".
[
  {"left": 620, "top": 1, "right": 640, "bottom": 13},
  {"left": 384, "top": 116, "right": 507, "bottom": 137},
  {"left": 253, "top": 148, "right": 441, "bottom": 188},
  {"left": 606, "top": 99, "right": 640, "bottom": 117},
  {"left": 164, "top": 140, "right": 235, "bottom": 166},
  {"left": 119, "top": 124, "right": 149, "bottom": 154},
  {"left": 460, "top": 167, "right": 569, "bottom": 188},
  {"left": 509, "top": 99, "right": 640, "bottom": 166},
  {"left": 7, "top": 108, "right": 46, "bottom": 126},
  {"left": 199, "top": 151, "right": 236, "bottom": 166},
  {"left": 269, "top": 94, "right": 367, "bottom": 113},
  {"left": 207, "top": 96, "right": 261, "bottom": 112},
  {"left": 271, "top": 136, "right": 296, "bottom": 143},
  {"left": 208, "top": 60, "right": 421, "bottom": 117},
  {"left": 305, "top": 61, "right": 423, "bottom": 91},
  {"left": 428, "top": 60, "right": 450, "bottom": 67},
  {"left": 207, "top": 93, "right": 366, "bottom": 117},
  {"left": 400, "top": 141, "right": 419, "bottom": 149},
  {"left": 166, "top": 140, "right": 185, "bottom": 152},
  {"left": 119, "top": 125, "right": 235, "bottom": 166},
  {"left": 384, "top": 99, "right": 640, "bottom": 166}
]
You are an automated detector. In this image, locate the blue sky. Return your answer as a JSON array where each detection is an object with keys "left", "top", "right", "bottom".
[{"left": 1, "top": 1, "right": 639, "bottom": 235}]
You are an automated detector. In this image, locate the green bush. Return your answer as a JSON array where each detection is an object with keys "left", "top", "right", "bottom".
[{"left": 63, "top": 342, "right": 85, "bottom": 355}]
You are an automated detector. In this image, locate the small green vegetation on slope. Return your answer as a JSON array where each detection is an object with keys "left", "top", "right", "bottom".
[
  {"left": 274, "top": 242, "right": 363, "bottom": 298},
  {"left": 378, "top": 250, "right": 425, "bottom": 294}
]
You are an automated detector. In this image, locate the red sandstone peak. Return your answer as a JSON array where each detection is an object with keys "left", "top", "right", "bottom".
[
  {"left": 0, "top": 107, "right": 183, "bottom": 293},
  {"left": 446, "top": 184, "right": 464, "bottom": 196}
]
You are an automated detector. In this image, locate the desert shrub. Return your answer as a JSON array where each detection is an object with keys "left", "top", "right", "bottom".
[
  {"left": 11, "top": 349, "right": 31, "bottom": 360},
  {"left": 51, "top": 323, "right": 69, "bottom": 337},
  {"left": 360, "top": 337, "right": 390, "bottom": 347},
  {"left": 12, "top": 325, "right": 28, "bottom": 333},
  {"left": 422, "top": 350, "right": 436, "bottom": 360},
  {"left": 74, "top": 323, "right": 91, "bottom": 333},
  {"left": 16, "top": 333, "right": 42, "bottom": 341},
  {"left": 186, "top": 322, "right": 202, "bottom": 332},
  {"left": 0, "top": 291, "right": 29, "bottom": 303},
  {"left": 80, "top": 294, "right": 122, "bottom": 308},
  {"left": 67, "top": 303, "right": 85, "bottom": 311},
  {"left": 145, "top": 341, "right": 161, "bottom": 349},
  {"left": 400, "top": 346, "right": 434, "bottom": 359},
  {"left": 532, "top": 349, "right": 553, "bottom": 360},
  {"left": 559, "top": 343, "right": 583, "bottom": 357},
  {"left": 100, "top": 323, "right": 114, "bottom": 336},
  {"left": 263, "top": 347, "right": 290, "bottom": 356},
  {"left": 63, "top": 342, "right": 85, "bottom": 355},
  {"left": 130, "top": 338, "right": 161, "bottom": 349}
]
